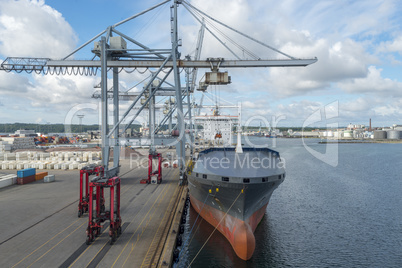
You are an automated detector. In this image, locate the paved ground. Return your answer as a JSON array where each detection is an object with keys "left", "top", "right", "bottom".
[{"left": 0, "top": 157, "right": 181, "bottom": 268}]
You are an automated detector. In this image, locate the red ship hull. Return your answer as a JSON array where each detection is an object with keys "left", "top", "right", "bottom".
[{"left": 190, "top": 195, "right": 268, "bottom": 260}]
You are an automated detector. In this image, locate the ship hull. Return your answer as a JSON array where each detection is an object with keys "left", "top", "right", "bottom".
[
  {"left": 190, "top": 194, "right": 268, "bottom": 260},
  {"left": 188, "top": 147, "right": 285, "bottom": 260}
]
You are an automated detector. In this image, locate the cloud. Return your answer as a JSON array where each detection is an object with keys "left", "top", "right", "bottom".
[
  {"left": 339, "top": 96, "right": 402, "bottom": 125},
  {"left": 0, "top": 68, "right": 33, "bottom": 93},
  {"left": 238, "top": 96, "right": 400, "bottom": 127},
  {"left": 265, "top": 36, "right": 381, "bottom": 97},
  {"left": 35, "top": 117, "right": 44, "bottom": 124},
  {"left": 27, "top": 74, "right": 98, "bottom": 108},
  {"left": 276, "top": 0, "right": 398, "bottom": 39},
  {"left": 181, "top": 0, "right": 384, "bottom": 100},
  {"left": 373, "top": 102, "right": 402, "bottom": 117},
  {"left": 339, "top": 66, "right": 402, "bottom": 96},
  {"left": 0, "top": 0, "right": 77, "bottom": 58},
  {"left": 276, "top": 100, "right": 322, "bottom": 122},
  {"left": 378, "top": 35, "right": 402, "bottom": 56},
  {"left": 341, "top": 97, "right": 372, "bottom": 113}
]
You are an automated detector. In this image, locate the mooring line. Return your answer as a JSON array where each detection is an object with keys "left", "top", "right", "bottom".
[{"left": 187, "top": 188, "right": 244, "bottom": 267}]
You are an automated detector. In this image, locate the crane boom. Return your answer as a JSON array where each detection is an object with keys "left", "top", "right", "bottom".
[
  {"left": 1, "top": 57, "right": 317, "bottom": 72},
  {"left": 46, "top": 58, "right": 317, "bottom": 68}
]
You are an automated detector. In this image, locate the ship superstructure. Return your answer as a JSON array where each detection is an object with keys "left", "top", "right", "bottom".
[{"left": 194, "top": 111, "right": 238, "bottom": 146}]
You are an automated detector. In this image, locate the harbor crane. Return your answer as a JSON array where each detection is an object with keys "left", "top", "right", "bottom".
[{"left": 0, "top": 0, "right": 317, "bottom": 185}]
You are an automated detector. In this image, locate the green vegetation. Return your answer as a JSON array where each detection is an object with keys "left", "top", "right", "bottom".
[{"left": 0, "top": 123, "right": 142, "bottom": 134}]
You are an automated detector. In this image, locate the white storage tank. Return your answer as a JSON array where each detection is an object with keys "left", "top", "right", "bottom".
[
  {"left": 344, "top": 130, "right": 353, "bottom": 138},
  {"left": 333, "top": 131, "right": 340, "bottom": 138}
]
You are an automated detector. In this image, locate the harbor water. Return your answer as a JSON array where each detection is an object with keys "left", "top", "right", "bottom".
[{"left": 177, "top": 137, "right": 402, "bottom": 267}]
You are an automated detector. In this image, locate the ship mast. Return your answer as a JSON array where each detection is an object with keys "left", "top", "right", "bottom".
[{"left": 235, "top": 103, "right": 243, "bottom": 153}]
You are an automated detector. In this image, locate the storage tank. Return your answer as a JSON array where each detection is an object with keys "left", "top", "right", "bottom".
[
  {"left": 373, "top": 130, "right": 387, "bottom": 139},
  {"left": 334, "top": 131, "right": 340, "bottom": 138},
  {"left": 343, "top": 130, "right": 353, "bottom": 138},
  {"left": 387, "top": 130, "right": 401, "bottom": 140}
]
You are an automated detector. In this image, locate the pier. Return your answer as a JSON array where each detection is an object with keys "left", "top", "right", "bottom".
[{"left": 0, "top": 156, "right": 187, "bottom": 267}]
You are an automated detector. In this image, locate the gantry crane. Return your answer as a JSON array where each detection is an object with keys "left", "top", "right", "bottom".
[{"left": 0, "top": 0, "right": 317, "bottom": 185}]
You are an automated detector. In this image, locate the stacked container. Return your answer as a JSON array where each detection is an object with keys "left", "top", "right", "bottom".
[
  {"left": 17, "top": 168, "right": 36, "bottom": 185},
  {"left": 0, "top": 174, "right": 17, "bottom": 188}
]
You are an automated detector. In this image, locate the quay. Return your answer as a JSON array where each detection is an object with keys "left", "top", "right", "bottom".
[{"left": 0, "top": 153, "right": 187, "bottom": 267}]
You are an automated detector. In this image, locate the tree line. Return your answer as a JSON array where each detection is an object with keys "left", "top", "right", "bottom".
[{"left": 0, "top": 123, "right": 142, "bottom": 134}]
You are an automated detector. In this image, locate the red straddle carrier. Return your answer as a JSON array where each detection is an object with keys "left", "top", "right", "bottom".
[
  {"left": 86, "top": 176, "right": 122, "bottom": 245},
  {"left": 78, "top": 165, "right": 104, "bottom": 217},
  {"left": 140, "top": 152, "right": 162, "bottom": 184}
]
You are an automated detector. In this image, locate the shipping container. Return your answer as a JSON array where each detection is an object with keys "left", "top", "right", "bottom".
[
  {"left": 35, "top": 172, "right": 48, "bottom": 181},
  {"left": 0, "top": 177, "right": 13, "bottom": 188},
  {"left": 44, "top": 175, "right": 55, "bottom": 183},
  {"left": 0, "top": 174, "right": 18, "bottom": 185},
  {"left": 17, "top": 168, "right": 36, "bottom": 178},
  {"left": 17, "top": 175, "right": 35, "bottom": 185}
]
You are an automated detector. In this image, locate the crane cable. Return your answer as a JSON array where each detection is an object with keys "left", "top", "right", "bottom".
[{"left": 183, "top": 2, "right": 260, "bottom": 60}]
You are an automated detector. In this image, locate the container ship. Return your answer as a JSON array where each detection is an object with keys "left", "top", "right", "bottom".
[{"left": 189, "top": 108, "right": 285, "bottom": 260}]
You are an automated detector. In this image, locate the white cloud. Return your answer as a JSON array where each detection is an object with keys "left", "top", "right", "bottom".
[
  {"left": 276, "top": 0, "right": 398, "bottom": 39},
  {"left": 373, "top": 103, "right": 401, "bottom": 117},
  {"left": 0, "top": 68, "right": 33, "bottom": 93},
  {"left": 237, "top": 97, "right": 325, "bottom": 126},
  {"left": 181, "top": 1, "right": 384, "bottom": 100},
  {"left": 277, "top": 100, "right": 322, "bottom": 119},
  {"left": 242, "top": 100, "right": 267, "bottom": 110},
  {"left": 339, "top": 66, "right": 402, "bottom": 96},
  {"left": 35, "top": 117, "right": 44, "bottom": 124},
  {"left": 244, "top": 37, "right": 376, "bottom": 98},
  {"left": 339, "top": 96, "right": 402, "bottom": 125},
  {"left": 0, "top": 0, "right": 77, "bottom": 58},
  {"left": 341, "top": 97, "right": 372, "bottom": 113},
  {"left": 378, "top": 35, "right": 402, "bottom": 56},
  {"left": 27, "top": 74, "right": 99, "bottom": 107}
]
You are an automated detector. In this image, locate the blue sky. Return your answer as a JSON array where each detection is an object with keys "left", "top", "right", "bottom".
[{"left": 0, "top": 0, "right": 402, "bottom": 128}]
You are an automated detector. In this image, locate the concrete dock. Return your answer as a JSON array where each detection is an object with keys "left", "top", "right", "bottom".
[{"left": 0, "top": 156, "right": 187, "bottom": 267}]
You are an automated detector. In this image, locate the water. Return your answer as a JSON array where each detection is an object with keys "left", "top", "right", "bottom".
[{"left": 177, "top": 138, "right": 402, "bottom": 267}]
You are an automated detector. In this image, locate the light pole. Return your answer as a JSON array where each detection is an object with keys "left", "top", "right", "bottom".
[{"left": 77, "top": 114, "right": 84, "bottom": 133}]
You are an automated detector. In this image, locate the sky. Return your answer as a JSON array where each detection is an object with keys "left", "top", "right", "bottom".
[{"left": 0, "top": 0, "right": 402, "bottom": 128}]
